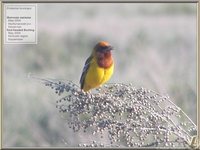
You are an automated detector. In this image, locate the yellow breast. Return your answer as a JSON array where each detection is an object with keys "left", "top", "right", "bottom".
[{"left": 83, "top": 58, "right": 114, "bottom": 92}]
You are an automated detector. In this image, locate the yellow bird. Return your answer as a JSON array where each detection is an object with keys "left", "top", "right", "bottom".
[{"left": 80, "top": 41, "right": 114, "bottom": 92}]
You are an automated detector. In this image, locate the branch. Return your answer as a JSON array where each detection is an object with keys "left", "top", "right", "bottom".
[{"left": 31, "top": 76, "right": 197, "bottom": 148}]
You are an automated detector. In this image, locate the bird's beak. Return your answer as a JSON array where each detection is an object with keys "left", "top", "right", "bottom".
[{"left": 106, "top": 46, "right": 114, "bottom": 51}]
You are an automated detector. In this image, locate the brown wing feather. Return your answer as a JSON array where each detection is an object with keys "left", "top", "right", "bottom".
[{"left": 80, "top": 55, "right": 93, "bottom": 89}]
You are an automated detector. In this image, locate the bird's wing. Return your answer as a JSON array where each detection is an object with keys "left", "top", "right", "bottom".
[{"left": 80, "top": 55, "right": 93, "bottom": 89}]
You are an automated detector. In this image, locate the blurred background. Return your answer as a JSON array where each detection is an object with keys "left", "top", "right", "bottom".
[{"left": 3, "top": 3, "right": 197, "bottom": 147}]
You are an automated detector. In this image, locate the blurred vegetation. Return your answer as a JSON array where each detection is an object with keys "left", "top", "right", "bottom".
[{"left": 3, "top": 3, "right": 196, "bottom": 147}]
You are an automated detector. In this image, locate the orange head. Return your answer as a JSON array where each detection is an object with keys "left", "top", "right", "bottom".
[
  {"left": 94, "top": 41, "right": 113, "bottom": 52},
  {"left": 94, "top": 41, "right": 114, "bottom": 69}
]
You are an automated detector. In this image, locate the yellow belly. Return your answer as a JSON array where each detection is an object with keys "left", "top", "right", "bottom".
[{"left": 83, "top": 59, "right": 114, "bottom": 92}]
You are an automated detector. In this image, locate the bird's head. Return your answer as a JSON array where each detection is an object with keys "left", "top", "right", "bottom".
[
  {"left": 93, "top": 41, "right": 113, "bottom": 59},
  {"left": 93, "top": 41, "right": 114, "bottom": 68},
  {"left": 94, "top": 41, "right": 113, "bottom": 54}
]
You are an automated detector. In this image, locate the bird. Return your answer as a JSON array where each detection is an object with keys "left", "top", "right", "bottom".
[{"left": 80, "top": 41, "right": 114, "bottom": 92}]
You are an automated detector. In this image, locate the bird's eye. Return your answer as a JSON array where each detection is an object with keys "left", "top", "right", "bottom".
[{"left": 98, "top": 46, "right": 106, "bottom": 52}]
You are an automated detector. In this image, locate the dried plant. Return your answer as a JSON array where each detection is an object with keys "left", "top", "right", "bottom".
[{"left": 31, "top": 76, "right": 197, "bottom": 148}]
